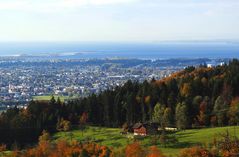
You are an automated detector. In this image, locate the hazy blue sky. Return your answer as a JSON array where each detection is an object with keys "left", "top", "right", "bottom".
[{"left": 0, "top": 0, "right": 238, "bottom": 42}]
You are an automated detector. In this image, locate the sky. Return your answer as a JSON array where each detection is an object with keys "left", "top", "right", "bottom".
[{"left": 0, "top": 0, "right": 239, "bottom": 42}]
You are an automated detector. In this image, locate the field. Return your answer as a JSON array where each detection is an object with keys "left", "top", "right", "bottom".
[
  {"left": 53, "top": 126, "right": 239, "bottom": 156},
  {"left": 32, "top": 95, "right": 70, "bottom": 101}
]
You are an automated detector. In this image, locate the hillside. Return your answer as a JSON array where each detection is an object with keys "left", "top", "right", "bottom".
[
  {"left": 0, "top": 59, "right": 239, "bottom": 149},
  {"left": 66, "top": 59, "right": 239, "bottom": 128},
  {"left": 53, "top": 126, "right": 239, "bottom": 157}
]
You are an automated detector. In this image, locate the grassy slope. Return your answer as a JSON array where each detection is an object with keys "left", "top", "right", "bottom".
[
  {"left": 53, "top": 126, "right": 239, "bottom": 157},
  {"left": 32, "top": 95, "right": 68, "bottom": 101}
]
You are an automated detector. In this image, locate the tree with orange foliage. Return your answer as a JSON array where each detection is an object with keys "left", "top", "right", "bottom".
[
  {"left": 210, "top": 116, "right": 217, "bottom": 127},
  {"left": 16, "top": 130, "right": 52, "bottom": 157},
  {"left": 38, "top": 130, "right": 51, "bottom": 143},
  {"left": 80, "top": 112, "right": 88, "bottom": 124},
  {"left": 11, "top": 139, "right": 113, "bottom": 157},
  {"left": 57, "top": 118, "right": 72, "bottom": 132},
  {"left": 227, "top": 97, "right": 239, "bottom": 125},
  {"left": 147, "top": 146, "right": 166, "bottom": 157},
  {"left": 0, "top": 144, "right": 7, "bottom": 157},
  {"left": 197, "top": 97, "right": 210, "bottom": 126},
  {"left": 79, "top": 112, "right": 88, "bottom": 136},
  {"left": 125, "top": 142, "right": 166, "bottom": 157},
  {"left": 0, "top": 144, "right": 6, "bottom": 152},
  {"left": 180, "top": 83, "right": 191, "bottom": 97},
  {"left": 179, "top": 146, "right": 213, "bottom": 157},
  {"left": 99, "top": 146, "right": 112, "bottom": 157},
  {"left": 125, "top": 142, "right": 146, "bottom": 157},
  {"left": 218, "top": 131, "right": 239, "bottom": 157}
]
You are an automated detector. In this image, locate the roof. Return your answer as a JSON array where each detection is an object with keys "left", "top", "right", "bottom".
[
  {"left": 132, "top": 122, "right": 159, "bottom": 130},
  {"left": 132, "top": 123, "right": 143, "bottom": 129}
]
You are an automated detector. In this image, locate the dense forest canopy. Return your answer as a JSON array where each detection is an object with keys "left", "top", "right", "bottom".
[{"left": 1, "top": 59, "right": 239, "bottom": 148}]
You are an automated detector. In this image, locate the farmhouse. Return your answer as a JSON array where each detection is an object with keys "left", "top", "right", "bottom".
[{"left": 132, "top": 122, "right": 158, "bottom": 136}]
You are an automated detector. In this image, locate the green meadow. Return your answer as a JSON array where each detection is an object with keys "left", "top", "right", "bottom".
[
  {"left": 53, "top": 126, "right": 239, "bottom": 157},
  {"left": 32, "top": 95, "right": 70, "bottom": 101}
]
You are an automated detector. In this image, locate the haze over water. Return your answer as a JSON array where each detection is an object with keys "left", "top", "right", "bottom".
[{"left": 0, "top": 42, "right": 239, "bottom": 59}]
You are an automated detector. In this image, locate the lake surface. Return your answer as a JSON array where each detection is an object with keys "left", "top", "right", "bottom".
[{"left": 0, "top": 42, "right": 238, "bottom": 59}]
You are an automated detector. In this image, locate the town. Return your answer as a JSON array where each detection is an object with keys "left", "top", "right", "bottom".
[{"left": 0, "top": 57, "right": 227, "bottom": 111}]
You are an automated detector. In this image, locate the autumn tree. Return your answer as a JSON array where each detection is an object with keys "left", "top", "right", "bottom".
[
  {"left": 37, "top": 130, "right": 51, "bottom": 156},
  {"left": 180, "top": 83, "right": 192, "bottom": 97},
  {"left": 147, "top": 146, "right": 166, "bottom": 157},
  {"left": 12, "top": 139, "right": 113, "bottom": 157},
  {"left": 227, "top": 98, "right": 239, "bottom": 125},
  {"left": 125, "top": 142, "right": 146, "bottom": 157},
  {"left": 0, "top": 144, "right": 6, "bottom": 157},
  {"left": 197, "top": 97, "right": 210, "bottom": 126},
  {"left": 57, "top": 118, "right": 72, "bottom": 132},
  {"left": 38, "top": 130, "right": 50, "bottom": 143},
  {"left": 79, "top": 112, "right": 88, "bottom": 136},
  {"left": 218, "top": 130, "right": 239, "bottom": 157},
  {"left": 179, "top": 146, "right": 213, "bottom": 157}
]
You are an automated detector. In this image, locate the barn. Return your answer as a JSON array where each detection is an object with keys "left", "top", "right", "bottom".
[{"left": 132, "top": 122, "right": 158, "bottom": 136}]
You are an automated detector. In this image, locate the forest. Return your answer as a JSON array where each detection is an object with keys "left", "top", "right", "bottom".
[{"left": 0, "top": 59, "right": 239, "bottom": 149}]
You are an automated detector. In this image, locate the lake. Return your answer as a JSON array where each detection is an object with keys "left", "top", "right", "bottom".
[{"left": 0, "top": 41, "right": 238, "bottom": 59}]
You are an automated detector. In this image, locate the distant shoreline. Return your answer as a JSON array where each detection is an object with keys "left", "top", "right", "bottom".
[{"left": 0, "top": 42, "right": 238, "bottom": 59}]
